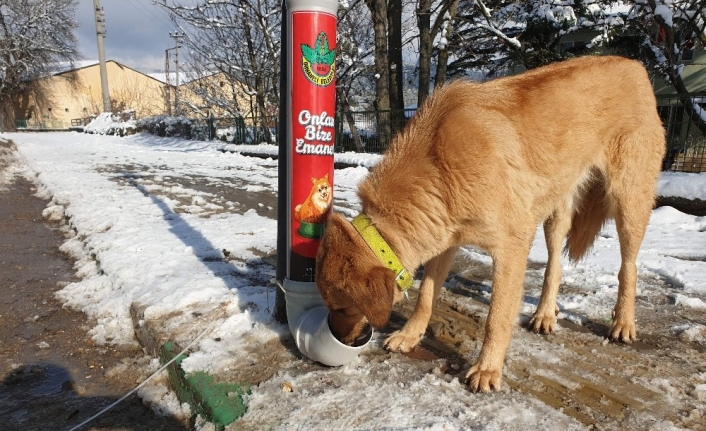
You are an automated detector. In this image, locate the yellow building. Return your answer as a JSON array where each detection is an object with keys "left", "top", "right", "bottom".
[
  {"left": 13, "top": 60, "right": 167, "bottom": 130},
  {"left": 177, "top": 71, "right": 260, "bottom": 119}
]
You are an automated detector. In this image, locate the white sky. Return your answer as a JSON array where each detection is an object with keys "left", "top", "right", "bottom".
[{"left": 1, "top": 130, "right": 705, "bottom": 430}]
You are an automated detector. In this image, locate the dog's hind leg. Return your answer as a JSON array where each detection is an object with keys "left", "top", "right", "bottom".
[
  {"left": 466, "top": 233, "right": 533, "bottom": 392},
  {"left": 608, "top": 191, "right": 654, "bottom": 342},
  {"left": 607, "top": 130, "right": 663, "bottom": 342},
  {"left": 529, "top": 203, "right": 573, "bottom": 334},
  {"left": 383, "top": 246, "right": 459, "bottom": 353}
]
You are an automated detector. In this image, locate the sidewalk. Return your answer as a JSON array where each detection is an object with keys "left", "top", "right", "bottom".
[{"left": 0, "top": 139, "right": 191, "bottom": 430}]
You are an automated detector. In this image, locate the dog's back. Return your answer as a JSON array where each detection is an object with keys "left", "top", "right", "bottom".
[{"left": 359, "top": 55, "right": 665, "bottom": 263}]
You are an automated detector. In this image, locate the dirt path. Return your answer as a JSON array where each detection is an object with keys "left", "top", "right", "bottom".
[{"left": 0, "top": 140, "right": 191, "bottom": 431}]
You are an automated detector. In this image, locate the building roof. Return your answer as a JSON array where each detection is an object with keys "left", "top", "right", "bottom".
[{"left": 48, "top": 60, "right": 165, "bottom": 85}]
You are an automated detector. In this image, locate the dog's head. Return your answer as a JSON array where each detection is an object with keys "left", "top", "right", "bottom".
[{"left": 316, "top": 213, "right": 398, "bottom": 345}]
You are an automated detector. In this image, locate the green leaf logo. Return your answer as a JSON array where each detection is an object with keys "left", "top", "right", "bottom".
[
  {"left": 300, "top": 31, "right": 336, "bottom": 87},
  {"left": 301, "top": 32, "right": 335, "bottom": 67}
]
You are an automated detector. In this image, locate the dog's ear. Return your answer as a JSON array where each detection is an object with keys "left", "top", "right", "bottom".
[
  {"left": 349, "top": 265, "right": 396, "bottom": 329},
  {"left": 317, "top": 213, "right": 395, "bottom": 329}
]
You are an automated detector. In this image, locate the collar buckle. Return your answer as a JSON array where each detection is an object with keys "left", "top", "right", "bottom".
[{"left": 395, "top": 268, "right": 412, "bottom": 291}]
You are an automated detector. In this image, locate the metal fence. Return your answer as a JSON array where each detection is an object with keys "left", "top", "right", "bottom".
[
  {"left": 184, "top": 102, "right": 706, "bottom": 173},
  {"left": 203, "top": 109, "right": 415, "bottom": 153},
  {"left": 199, "top": 115, "right": 279, "bottom": 144},
  {"left": 15, "top": 119, "right": 66, "bottom": 130},
  {"left": 334, "top": 101, "right": 706, "bottom": 172},
  {"left": 335, "top": 109, "right": 416, "bottom": 153},
  {"left": 71, "top": 117, "right": 93, "bottom": 127},
  {"left": 656, "top": 93, "right": 706, "bottom": 173}
]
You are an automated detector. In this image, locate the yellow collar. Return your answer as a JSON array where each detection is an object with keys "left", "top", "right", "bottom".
[{"left": 351, "top": 214, "right": 414, "bottom": 291}]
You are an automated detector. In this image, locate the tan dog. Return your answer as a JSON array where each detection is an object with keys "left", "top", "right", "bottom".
[{"left": 315, "top": 56, "right": 666, "bottom": 392}]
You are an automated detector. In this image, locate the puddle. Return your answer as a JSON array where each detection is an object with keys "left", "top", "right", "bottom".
[{"left": 29, "top": 364, "right": 74, "bottom": 396}]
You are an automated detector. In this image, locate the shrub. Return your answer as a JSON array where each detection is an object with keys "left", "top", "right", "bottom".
[{"left": 84, "top": 112, "right": 136, "bottom": 136}]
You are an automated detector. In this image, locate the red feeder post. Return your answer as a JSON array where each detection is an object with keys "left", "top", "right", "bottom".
[{"left": 276, "top": 0, "right": 338, "bottom": 323}]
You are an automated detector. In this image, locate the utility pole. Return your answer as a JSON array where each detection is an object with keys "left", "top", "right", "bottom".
[
  {"left": 93, "top": 0, "right": 111, "bottom": 112},
  {"left": 169, "top": 32, "right": 184, "bottom": 115},
  {"left": 164, "top": 48, "right": 175, "bottom": 116}
]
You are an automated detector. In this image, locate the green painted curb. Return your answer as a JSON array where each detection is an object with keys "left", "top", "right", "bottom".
[{"left": 160, "top": 341, "right": 250, "bottom": 429}]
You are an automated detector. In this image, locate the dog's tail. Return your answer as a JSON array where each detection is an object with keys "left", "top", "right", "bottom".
[{"left": 564, "top": 174, "right": 610, "bottom": 262}]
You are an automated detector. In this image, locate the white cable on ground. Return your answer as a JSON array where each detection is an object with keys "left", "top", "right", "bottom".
[{"left": 67, "top": 323, "right": 216, "bottom": 431}]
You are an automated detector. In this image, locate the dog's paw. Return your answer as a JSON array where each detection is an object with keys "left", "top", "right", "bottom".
[
  {"left": 609, "top": 319, "right": 636, "bottom": 343},
  {"left": 465, "top": 364, "right": 502, "bottom": 393},
  {"left": 528, "top": 311, "right": 556, "bottom": 334},
  {"left": 383, "top": 330, "right": 423, "bottom": 352}
]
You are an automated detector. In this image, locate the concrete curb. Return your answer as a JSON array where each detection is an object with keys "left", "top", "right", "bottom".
[
  {"left": 160, "top": 341, "right": 249, "bottom": 430},
  {"left": 130, "top": 303, "right": 252, "bottom": 429}
]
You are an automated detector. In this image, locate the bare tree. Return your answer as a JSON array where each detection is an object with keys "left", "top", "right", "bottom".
[
  {"left": 337, "top": 0, "right": 376, "bottom": 151},
  {"left": 108, "top": 74, "right": 166, "bottom": 119},
  {"left": 364, "top": 0, "right": 392, "bottom": 146},
  {"left": 157, "top": 0, "right": 281, "bottom": 140},
  {"left": 416, "top": 0, "right": 433, "bottom": 105},
  {"left": 387, "top": 0, "right": 406, "bottom": 136},
  {"left": 0, "top": 0, "right": 79, "bottom": 130},
  {"left": 432, "top": 0, "right": 460, "bottom": 89},
  {"left": 413, "top": 0, "right": 463, "bottom": 104}
]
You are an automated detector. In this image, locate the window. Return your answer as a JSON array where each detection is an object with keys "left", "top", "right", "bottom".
[{"left": 65, "top": 108, "right": 69, "bottom": 112}]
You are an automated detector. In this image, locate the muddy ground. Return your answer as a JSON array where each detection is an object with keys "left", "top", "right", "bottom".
[{"left": 0, "top": 141, "right": 191, "bottom": 431}]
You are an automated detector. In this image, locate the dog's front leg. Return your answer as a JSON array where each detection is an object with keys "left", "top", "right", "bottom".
[
  {"left": 466, "top": 240, "right": 531, "bottom": 392},
  {"left": 384, "top": 247, "right": 459, "bottom": 352}
]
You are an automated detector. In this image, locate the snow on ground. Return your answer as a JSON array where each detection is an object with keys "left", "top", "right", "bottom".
[{"left": 2, "top": 131, "right": 705, "bottom": 430}]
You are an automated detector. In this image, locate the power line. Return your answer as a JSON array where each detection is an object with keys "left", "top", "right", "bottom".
[
  {"left": 123, "top": 0, "right": 174, "bottom": 34},
  {"left": 149, "top": 0, "right": 183, "bottom": 29}
]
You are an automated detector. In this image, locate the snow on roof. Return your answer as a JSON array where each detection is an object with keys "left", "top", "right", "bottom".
[
  {"left": 49, "top": 60, "right": 100, "bottom": 75},
  {"left": 148, "top": 70, "right": 207, "bottom": 85}
]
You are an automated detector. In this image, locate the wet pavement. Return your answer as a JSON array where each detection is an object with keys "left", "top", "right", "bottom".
[{"left": 0, "top": 140, "right": 191, "bottom": 431}]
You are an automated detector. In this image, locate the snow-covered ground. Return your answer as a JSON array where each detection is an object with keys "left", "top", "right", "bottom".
[{"left": 1, "top": 131, "right": 705, "bottom": 430}]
